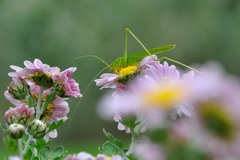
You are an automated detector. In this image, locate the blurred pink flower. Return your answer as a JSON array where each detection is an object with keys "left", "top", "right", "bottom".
[
  {"left": 140, "top": 61, "right": 195, "bottom": 119},
  {"left": 5, "top": 104, "right": 35, "bottom": 126},
  {"left": 133, "top": 139, "right": 165, "bottom": 160},
  {"left": 186, "top": 62, "right": 240, "bottom": 160},
  {"left": 97, "top": 61, "right": 195, "bottom": 131},
  {"left": 94, "top": 55, "right": 158, "bottom": 90},
  {"left": 96, "top": 154, "right": 122, "bottom": 160},
  {"left": 9, "top": 156, "right": 22, "bottom": 160},
  {"left": 53, "top": 67, "right": 82, "bottom": 98},
  {"left": 64, "top": 152, "right": 122, "bottom": 160}
]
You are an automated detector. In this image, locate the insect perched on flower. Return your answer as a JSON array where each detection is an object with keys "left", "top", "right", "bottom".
[{"left": 94, "top": 28, "right": 176, "bottom": 91}]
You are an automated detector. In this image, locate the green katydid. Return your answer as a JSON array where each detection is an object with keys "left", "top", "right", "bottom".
[
  {"left": 73, "top": 28, "right": 197, "bottom": 75},
  {"left": 66, "top": 28, "right": 198, "bottom": 132},
  {"left": 110, "top": 28, "right": 176, "bottom": 73}
]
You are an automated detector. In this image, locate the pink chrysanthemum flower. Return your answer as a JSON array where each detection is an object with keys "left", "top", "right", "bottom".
[
  {"left": 186, "top": 62, "right": 240, "bottom": 160},
  {"left": 5, "top": 104, "right": 35, "bottom": 126},
  {"left": 94, "top": 55, "right": 158, "bottom": 90},
  {"left": 30, "top": 84, "right": 69, "bottom": 123},
  {"left": 53, "top": 67, "right": 82, "bottom": 98},
  {"left": 40, "top": 95, "right": 69, "bottom": 123},
  {"left": 97, "top": 61, "right": 194, "bottom": 132},
  {"left": 139, "top": 61, "right": 195, "bottom": 119},
  {"left": 9, "top": 59, "right": 60, "bottom": 88}
]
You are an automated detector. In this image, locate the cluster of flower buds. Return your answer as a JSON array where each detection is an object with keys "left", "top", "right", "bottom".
[{"left": 4, "top": 59, "right": 82, "bottom": 141}]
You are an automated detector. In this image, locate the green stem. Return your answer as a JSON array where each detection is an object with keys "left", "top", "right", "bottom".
[
  {"left": 22, "top": 135, "right": 33, "bottom": 156},
  {"left": 21, "top": 87, "right": 44, "bottom": 158},
  {"left": 126, "top": 128, "right": 137, "bottom": 156},
  {"left": 36, "top": 86, "right": 44, "bottom": 120},
  {"left": 18, "top": 138, "right": 23, "bottom": 159}
]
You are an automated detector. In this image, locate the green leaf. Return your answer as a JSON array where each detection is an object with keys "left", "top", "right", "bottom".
[
  {"left": 110, "top": 44, "right": 175, "bottom": 72},
  {"left": 3, "top": 136, "right": 18, "bottom": 153},
  {"left": 99, "top": 141, "right": 122, "bottom": 156},
  {"left": 34, "top": 138, "right": 48, "bottom": 151},
  {"left": 39, "top": 146, "right": 66, "bottom": 160},
  {"left": 25, "top": 148, "right": 33, "bottom": 159},
  {"left": 48, "top": 119, "right": 65, "bottom": 132},
  {"left": 103, "top": 129, "right": 126, "bottom": 150},
  {"left": 0, "top": 122, "right": 7, "bottom": 134},
  {"left": 41, "top": 92, "right": 57, "bottom": 111},
  {"left": 26, "top": 94, "right": 37, "bottom": 107}
]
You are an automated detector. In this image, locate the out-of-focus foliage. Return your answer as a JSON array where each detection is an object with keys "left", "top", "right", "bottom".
[{"left": 0, "top": 0, "right": 240, "bottom": 154}]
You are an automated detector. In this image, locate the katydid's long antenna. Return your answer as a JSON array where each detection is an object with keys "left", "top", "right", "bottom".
[
  {"left": 160, "top": 56, "right": 201, "bottom": 73},
  {"left": 73, "top": 55, "right": 111, "bottom": 70},
  {"left": 123, "top": 28, "right": 128, "bottom": 66},
  {"left": 64, "top": 66, "right": 109, "bottom": 133},
  {"left": 126, "top": 28, "right": 152, "bottom": 56}
]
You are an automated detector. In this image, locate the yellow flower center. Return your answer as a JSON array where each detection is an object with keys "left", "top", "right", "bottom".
[
  {"left": 143, "top": 82, "right": 186, "bottom": 109},
  {"left": 105, "top": 157, "right": 111, "bottom": 160},
  {"left": 118, "top": 65, "right": 137, "bottom": 77},
  {"left": 95, "top": 155, "right": 113, "bottom": 160},
  {"left": 41, "top": 103, "right": 54, "bottom": 120}
]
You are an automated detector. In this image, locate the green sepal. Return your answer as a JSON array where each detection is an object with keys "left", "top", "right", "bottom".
[
  {"left": 120, "top": 116, "right": 139, "bottom": 130},
  {"left": 26, "top": 94, "right": 37, "bottom": 107},
  {"left": 110, "top": 44, "right": 175, "bottom": 73}
]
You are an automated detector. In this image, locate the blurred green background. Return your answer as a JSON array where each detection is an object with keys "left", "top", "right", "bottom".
[{"left": 0, "top": 0, "right": 240, "bottom": 157}]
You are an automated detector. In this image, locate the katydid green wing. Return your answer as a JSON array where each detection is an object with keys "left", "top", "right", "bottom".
[{"left": 110, "top": 44, "right": 176, "bottom": 73}]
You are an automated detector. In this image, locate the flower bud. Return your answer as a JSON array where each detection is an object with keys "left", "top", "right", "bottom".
[
  {"left": 5, "top": 104, "right": 35, "bottom": 126},
  {"left": 28, "top": 119, "right": 47, "bottom": 139},
  {"left": 8, "top": 123, "right": 25, "bottom": 139},
  {"left": 8, "top": 78, "right": 30, "bottom": 100}
]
